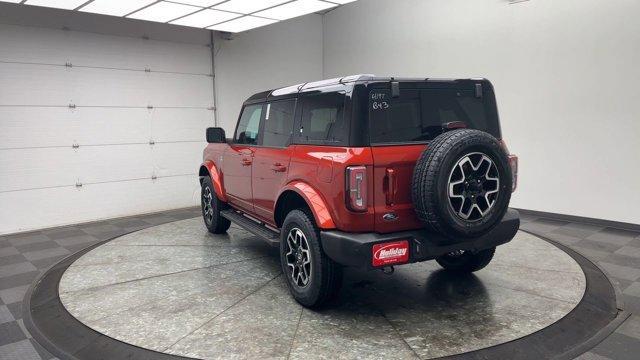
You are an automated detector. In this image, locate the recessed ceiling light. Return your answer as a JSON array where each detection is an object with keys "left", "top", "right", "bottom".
[
  {"left": 127, "top": 1, "right": 200, "bottom": 22},
  {"left": 171, "top": 9, "right": 239, "bottom": 28},
  {"left": 25, "top": 0, "right": 87, "bottom": 10},
  {"left": 213, "top": 0, "right": 290, "bottom": 14},
  {"left": 208, "top": 16, "right": 278, "bottom": 33},
  {"left": 79, "top": 0, "right": 157, "bottom": 17},
  {"left": 254, "top": 0, "right": 337, "bottom": 21}
]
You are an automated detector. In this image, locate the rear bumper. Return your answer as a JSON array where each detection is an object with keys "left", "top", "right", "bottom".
[{"left": 320, "top": 209, "right": 520, "bottom": 268}]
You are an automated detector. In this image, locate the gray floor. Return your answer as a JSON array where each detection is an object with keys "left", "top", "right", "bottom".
[
  {"left": 57, "top": 219, "right": 584, "bottom": 359},
  {"left": 0, "top": 208, "right": 639, "bottom": 359},
  {"left": 0, "top": 207, "right": 201, "bottom": 360}
]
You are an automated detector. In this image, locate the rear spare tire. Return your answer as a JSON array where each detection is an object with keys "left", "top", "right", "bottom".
[{"left": 412, "top": 129, "right": 512, "bottom": 238}]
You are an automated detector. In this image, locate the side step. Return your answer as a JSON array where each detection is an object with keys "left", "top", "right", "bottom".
[{"left": 220, "top": 209, "right": 280, "bottom": 247}]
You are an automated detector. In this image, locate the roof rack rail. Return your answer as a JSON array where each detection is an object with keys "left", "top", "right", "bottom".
[{"left": 339, "top": 74, "right": 375, "bottom": 83}]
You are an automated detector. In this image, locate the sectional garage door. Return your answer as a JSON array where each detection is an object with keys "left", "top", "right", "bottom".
[{"left": 0, "top": 23, "right": 214, "bottom": 234}]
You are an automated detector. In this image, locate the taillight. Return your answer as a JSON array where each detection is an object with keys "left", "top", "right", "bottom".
[
  {"left": 346, "top": 166, "right": 367, "bottom": 212},
  {"left": 508, "top": 155, "right": 518, "bottom": 192}
]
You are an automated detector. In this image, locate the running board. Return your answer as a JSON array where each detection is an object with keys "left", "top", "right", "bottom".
[{"left": 220, "top": 210, "right": 280, "bottom": 247}]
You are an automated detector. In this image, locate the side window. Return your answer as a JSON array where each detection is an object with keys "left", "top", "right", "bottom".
[
  {"left": 234, "top": 104, "right": 263, "bottom": 145},
  {"left": 262, "top": 99, "right": 296, "bottom": 147},
  {"left": 299, "top": 93, "right": 345, "bottom": 144}
]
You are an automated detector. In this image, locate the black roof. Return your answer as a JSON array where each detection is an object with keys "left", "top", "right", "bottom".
[{"left": 243, "top": 74, "right": 491, "bottom": 104}]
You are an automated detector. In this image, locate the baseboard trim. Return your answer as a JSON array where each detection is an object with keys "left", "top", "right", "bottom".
[{"left": 515, "top": 208, "right": 640, "bottom": 233}]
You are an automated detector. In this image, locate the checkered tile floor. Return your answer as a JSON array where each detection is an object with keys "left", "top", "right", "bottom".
[
  {"left": 0, "top": 208, "right": 638, "bottom": 359},
  {"left": 0, "top": 207, "right": 201, "bottom": 360}
]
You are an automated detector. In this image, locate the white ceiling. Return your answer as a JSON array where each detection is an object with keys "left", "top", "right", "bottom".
[{"left": 1, "top": 0, "right": 358, "bottom": 33}]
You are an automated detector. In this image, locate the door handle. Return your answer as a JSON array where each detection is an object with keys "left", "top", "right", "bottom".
[
  {"left": 271, "top": 163, "right": 287, "bottom": 172},
  {"left": 241, "top": 158, "right": 252, "bottom": 166},
  {"left": 385, "top": 168, "right": 397, "bottom": 205}
]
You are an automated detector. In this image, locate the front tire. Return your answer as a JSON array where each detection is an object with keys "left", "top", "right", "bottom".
[
  {"left": 201, "top": 177, "right": 231, "bottom": 234},
  {"left": 280, "top": 210, "right": 342, "bottom": 308},
  {"left": 436, "top": 247, "right": 496, "bottom": 273}
]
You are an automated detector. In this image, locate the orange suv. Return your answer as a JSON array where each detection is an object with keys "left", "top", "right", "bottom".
[{"left": 199, "top": 75, "right": 519, "bottom": 308}]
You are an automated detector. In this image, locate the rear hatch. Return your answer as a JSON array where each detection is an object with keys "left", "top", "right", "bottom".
[{"left": 365, "top": 80, "right": 502, "bottom": 233}]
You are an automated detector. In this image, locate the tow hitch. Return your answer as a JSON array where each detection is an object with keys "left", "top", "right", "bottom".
[{"left": 382, "top": 266, "right": 395, "bottom": 275}]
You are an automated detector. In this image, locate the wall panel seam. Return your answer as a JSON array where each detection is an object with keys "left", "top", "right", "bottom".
[
  {"left": 0, "top": 140, "right": 205, "bottom": 151},
  {"left": 0, "top": 173, "right": 197, "bottom": 194},
  {"left": 0, "top": 60, "right": 212, "bottom": 77}
]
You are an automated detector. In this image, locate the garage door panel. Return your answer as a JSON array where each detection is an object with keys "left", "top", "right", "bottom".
[
  {"left": 152, "top": 142, "right": 204, "bottom": 177},
  {"left": 1, "top": 64, "right": 212, "bottom": 108},
  {"left": 73, "top": 107, "right": 151, "bottom": 145},
  {"left": 0, "top": 24, "right": 71, "bottom": 65},
  {"left": 70, "top": 68, "right": 150, "bottom": 107},
  {"left": 142, "top": 40, "right": 211, "bottom": 75},
  {"left": 151, "top": 108, "right": 212, "bottom": 143},
  {"left": 149, "top": 73, "right": 212, "bottom": 108},
  {"left": 77, "top": 145, "right": 153, "bottom": 184},
  {"left": 0, "top": 175, "right": 199, "bottom": 234},
  {"left": 0, "top": 107, "right": 152, "bottom": 149},
  {"left": 0, "top": 148, "right": 76, "bottom": 192},
  {"left": 0, "top": 24, "right": 211, "bottom": 75},
  {"left": 0, "top": 63, "right": 70, "bottom": 106},
  {"left": 67, "top": 31, "right": 152, "bottom": 71},
  {"left": 0, "top": 107, "right": 75, "bottom": 149},
  {"left": 67, "top": 30, "right": 210, "bottom": 74}
]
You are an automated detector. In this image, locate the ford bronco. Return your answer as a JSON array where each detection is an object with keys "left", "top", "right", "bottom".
[{"left": 199, "top": 75, "right": 519, "bottom": 308}]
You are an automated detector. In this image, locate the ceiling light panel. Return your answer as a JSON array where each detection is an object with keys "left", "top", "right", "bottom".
[
  {"left": 171, "top": 9, "right": 239, "bottom": 28},
  {"left": 208, "top": 16, "right": 278, "bottom": 33},
  {"left": 213, "top": 0, "right": 291, "bottom": 14},
  {"left": 25, "top": 0, "right": 87, "bottom": 10},
  {"left": 127, "top": 1, "right": 200, "bottom": 22},
  {"left": 326, "top": 0, "right": 357, "bottom": 4},
  {"left": 176, "top": 0, "right": 223, "bottom": 6},
  {"left": 254, "top": 0, "right": 337, "bottom": 21},
  {"left": 79, "top": 0, "right": 157, "bottom": 17}
]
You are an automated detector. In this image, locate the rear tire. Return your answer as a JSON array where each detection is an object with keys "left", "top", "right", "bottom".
[
  {"left": 436, "top": 247, "right": 495, "bottom": 273},
  {"left": 201, "top": 177, "right": 231, "bottom": 234},
  {"left": 280, "top": 209, "right": 342, "bottom": 308}
]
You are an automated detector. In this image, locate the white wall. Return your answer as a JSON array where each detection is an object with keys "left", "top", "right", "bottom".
[
  {"left": 323, "top": 0, "right": 640, "bottom": 225},
  {"left": 214, "top": 15, "right": 324, "bottom": 133},
  {"left": 0, "top": 5, "right": 214, "bottom": 234}
]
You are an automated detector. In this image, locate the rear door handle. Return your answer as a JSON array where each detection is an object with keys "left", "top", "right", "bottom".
[
  {"left": 271, "top": 163, "right": 287, "bottom": 172},
  {"left": 241, "top": 158, "right": 252, "bottom": 166}
]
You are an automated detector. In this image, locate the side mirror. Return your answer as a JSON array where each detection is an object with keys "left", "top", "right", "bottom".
[{"left": 206, "top": 127, "right": 226, "bottom": 143}]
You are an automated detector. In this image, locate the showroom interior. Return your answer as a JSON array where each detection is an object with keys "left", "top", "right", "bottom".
[{"left": 0, "top": 0, "right": 639, "bottom": 359}]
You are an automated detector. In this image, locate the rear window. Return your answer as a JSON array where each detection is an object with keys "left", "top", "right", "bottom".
[{"left": 368, "top": 88, "right": 499, "bottom": 144}]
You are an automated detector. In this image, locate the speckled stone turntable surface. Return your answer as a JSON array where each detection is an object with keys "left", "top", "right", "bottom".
[{"left": 58, "top": 218, "right": 585, "bottom": 359}]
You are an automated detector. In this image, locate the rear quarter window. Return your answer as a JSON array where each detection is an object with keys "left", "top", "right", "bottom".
[
  {"left": 369, "top": 88, "right": 499, "bottom": 144},
  {"left": 296, "top": 92, "right": 347, "bottom": 146}
]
